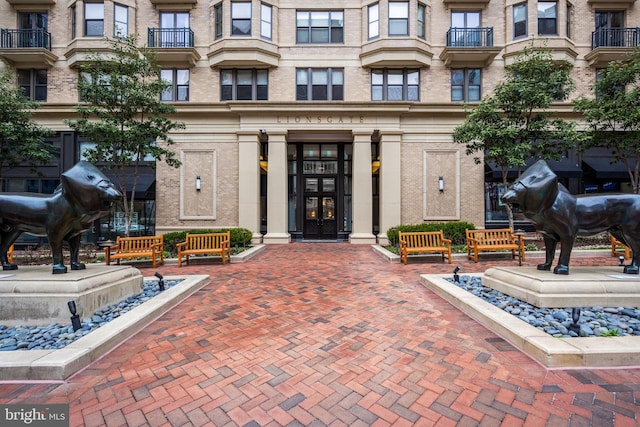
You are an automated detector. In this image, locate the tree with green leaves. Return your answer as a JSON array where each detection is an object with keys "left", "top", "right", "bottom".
[
  {"left": 452, "top": 45, "right": 581, "bottom": 228},
  {"left": 573, "top": 49, "right": 640, "bottom": 194},
  {"left": 0, "top": 69, "right": 54, "bottom": 188},
  {"left": 65, "top": 35, "right": 184, "bottom": 236}
]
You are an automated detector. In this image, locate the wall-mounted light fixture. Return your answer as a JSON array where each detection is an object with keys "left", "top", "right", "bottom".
[
  {"left": 196, "top": 176, "right": 201, "bottom": 191},
  {"left": 438, "top": 176, "right": 444, "bottom": 192},
  {"left": 372, "top": 156, "right": 381, "bottom": 173},
  {"left": 260, "top": 156, "right": 268, "bottom": 172}
]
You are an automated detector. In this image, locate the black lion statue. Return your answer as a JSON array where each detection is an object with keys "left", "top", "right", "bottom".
[
  {"left": 501, "top": 159, "right": 640, "bottom": 275},
  {"left": 0, "top": 161, "right": 121, "bottom": 274}
]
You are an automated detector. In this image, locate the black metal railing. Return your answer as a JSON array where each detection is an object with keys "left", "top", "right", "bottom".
[
  {"left": 446, "top": 27, "right": 493, "bottom": 48},
  {"left": 0, "top": 28, "right": 52, "bottom": 50},
  {"left": 147, "top": 28, "right": 194, "bottom": 48},
  {"left": 592, "top": 27, "right": 640, "bottom": 49}
]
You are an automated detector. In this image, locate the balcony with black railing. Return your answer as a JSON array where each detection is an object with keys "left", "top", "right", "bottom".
[
  {"left": 147, "top": 28, "right": 200, "bottom": 66},
  {"left": 0, "top": 28, "right": 57, "bottom": 66},
  {"left": 586, "top": 27, "right": 640, "bottom": 66},
  {"left": 439, "top": 27, "right": 502, "bottom": 67}
]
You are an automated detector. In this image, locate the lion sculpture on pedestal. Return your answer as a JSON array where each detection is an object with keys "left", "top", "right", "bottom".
[
  {"left": 0, "top": 161, "right": 121, "bottom": 274},
  {"left": 501, "top": 160, "right": 640, "bottom": 275}
]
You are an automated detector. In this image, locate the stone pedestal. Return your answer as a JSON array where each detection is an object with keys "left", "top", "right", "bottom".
[
  {"left": 0, "top": 265, "right": 143, "bottom": 326},
  {"left": 484, "top": 266, "right": 640, "bottom": 308}
]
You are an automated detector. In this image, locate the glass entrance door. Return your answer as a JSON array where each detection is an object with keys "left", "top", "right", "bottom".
[{"left": 304, "top": 177, "right": 337, "bottom": 239}]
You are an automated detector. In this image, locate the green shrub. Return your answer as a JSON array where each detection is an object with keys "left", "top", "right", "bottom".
[
  {"left": 162, "top": 228, "right": 253, "bottom": 255},
  {"left": 386, "top": 222, "right": 476, "bottom": 246}
]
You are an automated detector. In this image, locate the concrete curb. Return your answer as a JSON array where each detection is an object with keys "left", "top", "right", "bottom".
[
  {"left": 421, "top": 273, "right": 640, "bottom": 368},
  {"left": 0, "top": 274, "right": 210, "bottom": 381}
]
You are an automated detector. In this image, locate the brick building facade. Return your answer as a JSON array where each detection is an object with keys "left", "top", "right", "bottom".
[{"left": 0, "top": 0, "right": 637, "bottom": 244}]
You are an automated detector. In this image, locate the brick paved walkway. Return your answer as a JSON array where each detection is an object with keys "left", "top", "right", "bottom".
[{"left": 1, "top": 243, "right": 639, "bottom": 426}]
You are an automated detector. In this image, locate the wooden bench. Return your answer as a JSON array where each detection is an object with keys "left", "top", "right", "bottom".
[
  {"left": 611, "top": 236, "right": 631, "bottom": 260},
  {"left": 177, "top": 232, "right": 231, "bottom": 267},
  {"left": 398, "top": 231, "right": 452, "bottom": 265},
  {"left": 105, "top": 235, "right": 164, "bottom": 268},
  {"left": 466, "top": 228, "right": 525, "bottom": 263}
]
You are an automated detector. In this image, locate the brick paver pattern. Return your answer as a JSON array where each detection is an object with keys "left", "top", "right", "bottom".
[{"left": 1, "top": 243, "right": 640, "bottom": 426}]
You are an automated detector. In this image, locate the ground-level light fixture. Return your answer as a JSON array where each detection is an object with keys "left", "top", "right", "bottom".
[
  {"left": 619, "top": 255, "right": 625, "bottom": 266},
  {"left": 68, "top": 300, "right": 82, "bottom": 331},
  {"left": 154, "top": 272, "right": 165, "bottom": 291}
]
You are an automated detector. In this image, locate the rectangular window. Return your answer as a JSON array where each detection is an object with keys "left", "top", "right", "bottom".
[
  {"left": 566, "top": 3, "right": 571, "bottom": 39},
  {"left": 296, "top": 68, "right": 344, "bottom": 101},
  {"left": 389, "top": 1, "right": 409, "bottom": 36},
  {"left": 451, "top": 11, "right": 481, "bottom": 46},
  {"left": 451, "top": 69, "right": 481, "bottom": 102},
  {"left": 371, "top": 69, "right": 419, "bottom": 101},
  {"left": 260, "top": 3, "right": 272, "bottom": 40},
  {"left": 18, "top": 69, "right": 47, "bottom": 102},
  {"left": 296, "top": 11, "right": 344, "bottom": 44},
  {"left": 114, "top": 4, "right": 128, "bottom": 37},
  {"left": 513, "top": 3, "right": 527, "bottom": 39},
  {"left": 79, "top": 72, "right": 111, "bottom": 102},
  {"left": 368, "top": 3, "right": 379, "bottom": 40},
  {"left": 160, "top": 12, "right": 190, "bottom": 47},
  {"left": 17, "top": 12, "right": 48, "bottom": 48},
  {"left": 417, "top": 3, "right": 426, "bottom": 39},
  {"left": 214, "top": 3, "right": 223, "bottom": 39},
  {"left": 84, "top": 2, "right": 104, "bottom": 37},
  {"left": 232, "top": 2, "right": 252, "bottom": 36},
  {"left": 161, "top": 69, "right": 189, "bottom": 101},
  {"left": 71, "top": 5, "right": 76, "bottom": 39},
  {"left": 595, "top": 11, "right": 625, "bottom": 47},
  {"left": 538, "top": 1, "right": 557, "bottom": 35},
  {"left": 221, "top": 69, "right": 268, "bottom": 100}
]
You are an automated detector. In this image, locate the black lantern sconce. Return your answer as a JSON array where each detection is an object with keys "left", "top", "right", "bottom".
[
  {"left": 196, "top": 176, "right": 201, "bottom": 191},
  {"left": 438, "top": 176, "right": 444, "bottom": 192}
]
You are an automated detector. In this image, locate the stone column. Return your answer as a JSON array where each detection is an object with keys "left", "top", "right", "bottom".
[
  {"left": 237, "top": 131, "right": 262, "bottom": 244},
  {"left": 378, "top": 131, "right": 402, "bottom": 245},
  {"left": 349, "top": 132, "right": 376, "bottom": 244},
  {"left": 263, "top": 131, "right": 291, "bottom": 244}
]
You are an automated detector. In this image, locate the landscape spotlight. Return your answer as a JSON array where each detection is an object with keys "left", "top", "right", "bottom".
[
  {"left": 619, "top": 255, "right": 625, "bottom": 266},
  {"left": 67, "top": 300, "right": 82, "bottom": 332},
  {"left": 154, "top": 272, "right": 165, "bottom": 291},
  {"left": 453, "top": 266, "right": 460, "bottom": 282}
]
